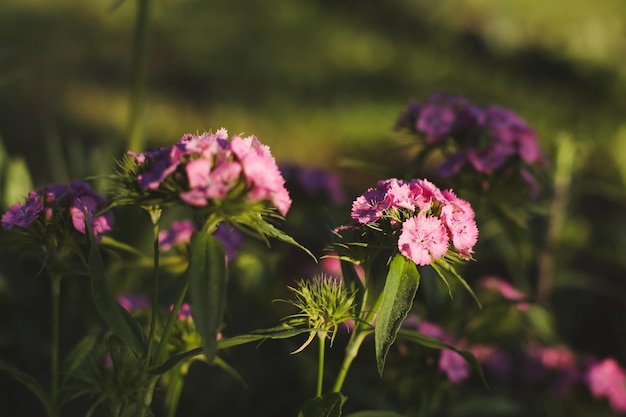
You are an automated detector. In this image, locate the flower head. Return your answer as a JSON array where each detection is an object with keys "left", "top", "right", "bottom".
[
  {"left": 2, "top": 191, "right": 44, "bottom": 230},
  {"left": 283, "top": 274, "right": 356, "bottom": 353},
  {"left": 345, "top": 177, "right": 478, "bottom": 266},
  {"left": 2, "top": 180, "right": 113, "bottom": 242},
  {"left": 119, "top": 129, "right": 291, "bottom": 220},
  {"left": 396, "top": 93, "right": 544, "bottom": 197}
]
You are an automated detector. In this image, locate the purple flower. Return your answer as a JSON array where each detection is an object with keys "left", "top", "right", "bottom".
[
  {"left": 176, "top": 303, "right": 193, "bottom": 321},
  {"left": 280, "top": 164, "right": 347, "bottom": 206},
  {"left": 396, "top": 94, "right": 544, "bottom": 192},
  {"left": 586, "top": 358, "right": 626, "bottom": 412},
  {"left": 212, "top": 223, "right": 243, "bottom": 262},
  {"left": 68, "top": 180, "right": 113, "bottom": 240},
  {"left": 416, "top": 104, "right": 456, "bottom": 144},
  {"left": 129, "top": 145, "right": 184, "bottom": 190},
  {"left": 398, "top": 215, "right": 449, "bottom": 266},
  {"left": 470, "top": 344, "right": 512, "bottom": 378},
  {"left": 117, "top": 294, "right": 150, "bottom": 312},
  {"left": 1, "top": 191, "right": 44, "bottom": 230},
  {"left": 159, "top": 219, "right": 196, "bottom": 251},
  {"left": 351, "top": 183, "right": 392, "bottom": 224}
]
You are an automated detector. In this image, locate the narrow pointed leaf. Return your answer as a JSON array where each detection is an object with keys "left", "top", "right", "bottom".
[
  {"left": 85, "top": 211, "right": 146, "bottom": 353},
  {"left": 189, "top": 232, "right": 228, "bottom": 363},
  {"left": 375, "top": 254, "right": 420, "bottom": 376},
  {"left": 432, "top": 258, "right": 482, "bottom": 308},
  {"left": 344, "top": 412, "right": 406, "bottom": 417},
  {"left": 0, "top": 359, "right": 55, "bottom": 417},
  {"left": 397, "top": 329, "right": 489, "bottom": 388},
  {"left": 245, "top": 216, "right": 316, "bottom": 261},
  {"left": 152, "top": 326, "right": 312, "bottom": 374},
  {"left": 298, "top": 392, "right": 345, "bottom": 417}
]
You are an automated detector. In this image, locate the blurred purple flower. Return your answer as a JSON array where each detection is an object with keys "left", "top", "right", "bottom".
[
  {"left": 470, "top": 344, "right": 512, "bottom": 378},
  {"left": 159, "top": 219, "right": 195, "bottom": 251},
  {"left": 395, "top": 93, "right": 544, "bottom": 192},
  {"left": 212, "top": 223, "right": 243, "bottom": 262},
  {"left": 280, "top": 164, "right": 346, "bottom": 206},
  {"left": 1, "top": 191, "right": 44, "bottom": 229},
  {"left": 117, "top": 294, "right": 150, "bottom": 312}
]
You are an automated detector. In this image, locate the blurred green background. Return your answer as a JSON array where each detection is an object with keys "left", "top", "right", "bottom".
[
  {"left": 1, "top": 0, "right": 626, "bottom": 416},
  {"left": 1, "top": 0, "right": 626, "bottom": 184}
]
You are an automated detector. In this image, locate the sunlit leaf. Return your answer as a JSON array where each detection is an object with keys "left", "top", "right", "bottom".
[{"left": 375, "top": 254, "right": 420, "bottom": 376}]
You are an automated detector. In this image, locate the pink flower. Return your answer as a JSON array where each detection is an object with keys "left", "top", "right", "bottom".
[
  {"left": 440, "top": 196, "right": 478, "bottom": 259},
  {"left": 230, "top": 135, "right": 292, "bottom": 216},
  {"left": 351, "top": 185, "right": 391, "bottom": 224},
  {"left": 159, "top": 219, "right": 195, "bottom": 251},
  {"left": 398, "top": 215, "right": 449, "bottom": 266},
  {"left": 586, "top": 358, "right": 626, "bottom": 412},
  {"left": 439, "top": 349, "right": 470, "bottom": 383},
  {"left": 478, "top": 276, "right": 528, "bottom": 310},
  {"left": 1, "top": 191, "right": 44, "bottom": 229}
]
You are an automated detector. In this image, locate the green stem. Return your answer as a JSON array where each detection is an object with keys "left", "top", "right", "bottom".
[
  {"left": 50, "top": 274, "right": 61, "bottom": 417},
  {"left": 128, "top": 0, "right": 152, "bottom": 152},
  {"left": 154, "top": 277, "right": 189, "bottom": 365},
  {"left": 332, "top": 291, "right": 382, "bottom": 393},
  {"left": 316, "top": 334, "right": 326, "bottom": 397},
  {"left": 145, "top": 207, "right": 162, "bottom": 366},
  {"left": 165, "top": 365, "right": 186, "bottom": 417},
  {"left": 537, "top": 135, "right": 577, "bottom": 305}
]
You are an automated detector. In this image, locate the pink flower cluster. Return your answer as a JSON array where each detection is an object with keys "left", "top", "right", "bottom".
[
  {"left": 128, "top": 128, "right": 291, "bottom": 216},
  {"left": 351, "top": 178, "right": 478, "bottom": 265},
  {"left": 395, "top": 93, "right": 544, "bottom": 194},
  {"left": 1, "top": 179, "right": 113, "bottom": 240}
]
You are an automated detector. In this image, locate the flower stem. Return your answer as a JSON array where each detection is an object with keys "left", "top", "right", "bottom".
[
  {"left": 165, "top": 365, "right": 186, "bottom": 417},
  {"left": 145, "top": 206, "right": 162, "bottom": 366},
  {"left": 50, "top": 274, "right": 62, "bottom": 417},
  {"left": 316, "top": 333, "right": 326, "bottom": 397},
  {"left": 332, "top": 290, "right": 381, "bottom": 393}
]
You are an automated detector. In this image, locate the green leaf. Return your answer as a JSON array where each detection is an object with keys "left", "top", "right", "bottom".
[
  {"left": 85, "top": 211, "right": 146, "bottom": 354},
  {"left": 298, "top": 392, "right": 346, "bottom": 417},
  {"left": 245, "top": 215, "right": 316, "bottom": 261},
  {"left": 431, "top": 258, "right": 482, "bottom": 308},
  {"left": 218, "top": 325, "right": 314, "bottom": 349},
  {"left": 189, "top": 232, "right": 228, "bottom": 363},
  {"left": 375, "top": 254, "right": 420, "bottom": 376},
  {"left": 152, "top": 326, "right": 313, "bottom": 374},
  {"left": 340, "top": 259, "right": 364, "bottom": 307},
  {"left": 397, "top": 329, "right": 489, "bottom": 389},
  {"left": 344, "top": 412, "right": 406, "bottom": 417},
  {"left": 0, "top": 359, "right": 55, "bottom": 417},
  {"left": 61, "top": 330, "right": 102, "bottom": 388}
]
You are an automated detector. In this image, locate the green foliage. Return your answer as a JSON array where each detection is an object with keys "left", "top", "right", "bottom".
[
  {"left": 298, "top": 392, "right": 346, "bottom": 417},
  {"left": 375, "top": 254, "right": 420, "bottom": 376},
  {"left": 188, "top": 232, "right": 228, "bottom": 364},
  {"left": 85, "top": 210, "right": 147, "bottom": 354}
]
